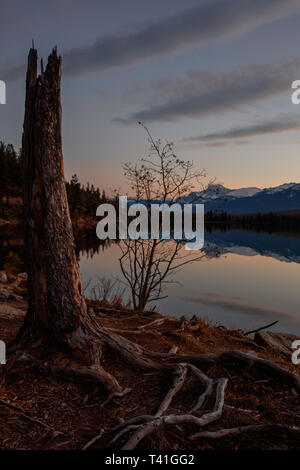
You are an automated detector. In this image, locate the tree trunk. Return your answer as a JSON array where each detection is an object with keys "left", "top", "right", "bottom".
[
  {"left": 19, "top": 46, "right": 87, "bottom": 344},
  {"left": 16, "top": 46, "right": 155, "bottom": 394}
]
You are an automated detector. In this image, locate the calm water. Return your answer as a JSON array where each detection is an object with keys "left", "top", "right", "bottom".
[{"left": 79, "top": 228, "right": 300, "bottom": 336}]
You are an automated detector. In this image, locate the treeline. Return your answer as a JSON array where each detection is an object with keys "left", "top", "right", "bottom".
[
  {"left": 66, "top": 174, "right": 109, "bottom": 217},
  {"left": 0, "top": 142, "right": 22, "bottom": 215},
  {"left": 0, "top": 141, "right": 110, "bottom": 219},
  {"left": 205, "top": 210, "right": 300, "bottom": 229}
]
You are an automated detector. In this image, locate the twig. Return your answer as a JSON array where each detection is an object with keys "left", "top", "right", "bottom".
[
  {"left": 0, "top": 398, "right": 63, "bottom": 438},
  {"left": 82, "top": 428, "right": 105, "bottom": 450},
  {"left": 245, "top": 321, "right": 278, "bottom": 336},
  {"left": 138, "top": 318, "right": 166, "bottom": 330}
]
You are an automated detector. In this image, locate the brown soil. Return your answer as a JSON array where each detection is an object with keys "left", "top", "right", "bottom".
[{"left": 0, "top": 294, "right": 299, "bottom": 451}]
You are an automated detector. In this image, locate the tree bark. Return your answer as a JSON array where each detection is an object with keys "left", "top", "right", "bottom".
[
  {"left": 16, "top": 47, "right": 155, "bottom": 394},
  {"left": 19, "top": 47, "right": 87, "bottom": 344}
]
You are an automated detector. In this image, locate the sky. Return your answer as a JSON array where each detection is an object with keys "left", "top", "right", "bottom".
[{"left": 1, "top": 0, "right": 300, "bottom": 192}]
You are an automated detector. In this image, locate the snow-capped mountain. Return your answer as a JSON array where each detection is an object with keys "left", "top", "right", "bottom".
[
  {"left": 179, "top": 183, "right": 300, "bottom": 214},
  {"left": 179, "top": 184, "right": 260, "bottom": 204}
]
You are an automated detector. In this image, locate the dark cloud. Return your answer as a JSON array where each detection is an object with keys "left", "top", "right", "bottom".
[
  {"left": 183, "top": 293, "right": 296, "bottom": 320},
  {"left": 54, "top": 0, "right": 300, "bottom": 77},
  {"left": 184, "top": 115, "right": 300, "bottom": 143},
  {"left": 121, "top": 59, "right": 300, "bottom": 123},
  {"left": 2, "top": 0, "right": 300, "bottom": 82}
]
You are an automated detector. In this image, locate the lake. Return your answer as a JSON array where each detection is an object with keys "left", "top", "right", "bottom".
[{"left": 78, "top": 227, "right": 300, "bottom": 336}]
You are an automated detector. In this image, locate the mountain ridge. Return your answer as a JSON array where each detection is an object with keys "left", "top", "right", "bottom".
[{"left": 179, "top": 182, "right": 300, "bottom": 214}]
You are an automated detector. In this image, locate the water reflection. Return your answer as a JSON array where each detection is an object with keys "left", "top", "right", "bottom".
[
  {"left": 75, "top": 226, "right": 300, "bottom": 266},
  {"left": 77, "top": 227, "right": 300, "bottom": 335},
  {"left": 1, "top": 225, "right": 300, "bottom": 334}
]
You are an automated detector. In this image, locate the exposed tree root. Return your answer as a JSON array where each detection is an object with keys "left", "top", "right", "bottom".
[
  {"left": 120, "top": 376, "right": 228, "bottom": 450},
  {"left": 80, "top": 335, "right": 300, "bottom": 450},
  {"left": 159, "top": 350, "right": 300, "bottom": 392},
  {"left": 100, "top": 387, "right": 132, "bottom": 408},
  {"left": 14, "top": 312, "right": 300, "bottom": 449},
  {"left": 50, "top": 364, "right": 123, "bottom": 395},
  {"left": 190, "top": 424, "right": 300, "bottom": 440},
  {"left": 97, "top": 363, "right": 228, "bottom": 450},
  {"left": 154, "top": 364, "right": 187, "bottom": 417},
  {"left": 82, "top": 429, "right": 105, "bottom": 450},
  {"left": 94, "top": 317, "right": 300, "bottom": 393}
]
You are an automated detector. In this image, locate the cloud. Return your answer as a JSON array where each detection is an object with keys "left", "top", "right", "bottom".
[
  {"left": 183, "top": 292, "right": 296, "bottom": 320},
  {"left": 120, "top": 59, "right": 300, "bottom": 123},
  {"left": 183, "top": 115, "right": 300, "bottom": 143},
  {"left": 54, "top": 0, "right": 300, "bottom": 77},
  {"left": 3, "top": 0, "right": 300, "bottom": 83},
  {"left": 2, "top": 64, "right": 25, "bottom": 83}
]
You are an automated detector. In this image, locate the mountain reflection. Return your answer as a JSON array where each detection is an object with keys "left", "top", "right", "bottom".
[{"left": 76, "top": 227, "right": 300, "bottom": 265}]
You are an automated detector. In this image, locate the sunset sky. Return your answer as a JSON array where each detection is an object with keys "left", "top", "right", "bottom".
[{"left": 1, "top": 0, "right": 300, "bottom": 193}]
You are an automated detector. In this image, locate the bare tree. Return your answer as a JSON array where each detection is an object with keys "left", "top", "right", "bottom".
[{"left": 119, "top": 123, "right": 208, "bottom": 311}]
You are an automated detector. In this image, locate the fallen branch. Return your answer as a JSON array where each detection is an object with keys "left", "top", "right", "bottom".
[{"left": 245, "top": 321, "right": 278, "bottom": 336}]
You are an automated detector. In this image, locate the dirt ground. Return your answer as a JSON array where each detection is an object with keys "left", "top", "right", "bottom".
[{"left": 0, "top": 291, "right": 300, "bottom": 451}]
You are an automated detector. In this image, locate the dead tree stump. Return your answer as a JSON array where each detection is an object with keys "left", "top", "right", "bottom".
[{"left": 20, "top": 47, "right": 87, "bottom": 343}]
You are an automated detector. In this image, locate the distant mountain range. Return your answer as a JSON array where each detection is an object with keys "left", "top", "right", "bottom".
[{"left": 179, "top": 183, "right": 300, "bottom": 214}]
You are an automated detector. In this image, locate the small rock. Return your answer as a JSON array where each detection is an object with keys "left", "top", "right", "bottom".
[
  {"left": 0, "top": 287, "right": 11, "bottom": 300},
  {"left": 0, "top": 271, "right": 7, "bottom": 283}
]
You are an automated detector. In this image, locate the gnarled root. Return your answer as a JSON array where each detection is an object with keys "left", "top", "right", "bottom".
[
  {"left": 82, "top": 344, "right": 300, "bottom": 450},
  {"left": 50, "top": 364, "right": 123, "bottom": 395},
  {"left": 43, "top": 315, "right": 162, "bottom": 397},
  {"left": 190, "top": 424, "right": 300, "bottom": 440},
  {"left": 161, "top": 350, "right": 300, "bottom": 392},
  {"left": 101, "top": 363, "right": 228, "bottom": 450}
]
